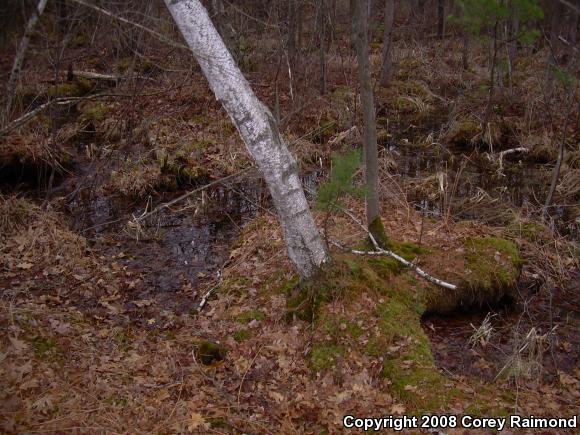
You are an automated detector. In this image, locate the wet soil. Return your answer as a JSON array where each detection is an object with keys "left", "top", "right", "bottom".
[
  {"left": 423, "top": 273, "right": 579, "bottom": 382},
  {"left": 385, "top": 123, "right": 578, "bottom": 381},
  {"left": 63, "top": 175, "right": 270, "bottom": 325}
]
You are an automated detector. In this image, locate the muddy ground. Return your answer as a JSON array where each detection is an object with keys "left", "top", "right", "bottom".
[{"left": 1, "top": 7, "right": 579, "bottom": 434}]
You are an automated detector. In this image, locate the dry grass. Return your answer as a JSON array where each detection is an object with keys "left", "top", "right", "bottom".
[{"left": 0, "top": 196, "right": 85, "bottom": 269}]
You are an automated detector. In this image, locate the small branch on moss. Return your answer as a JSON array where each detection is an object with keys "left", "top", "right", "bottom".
[{"left": 341, "top": 208, "right": 458, "bottom": 290}]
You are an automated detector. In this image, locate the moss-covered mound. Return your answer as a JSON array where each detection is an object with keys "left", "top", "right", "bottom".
[
  {"left": 426, "top": 237, "right": 521, "bottom": 314},
  {"left": 285, "top": 238, "right": 521, "bottom": 411},
  {"left": 285, "top": 255, "right": 456, "bottom": 411}
]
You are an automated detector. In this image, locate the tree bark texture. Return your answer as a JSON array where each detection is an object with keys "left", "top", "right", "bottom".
[
  {"left": 380, "top": 0, "right": 395, "bottom": 86},
  {"left": 437, "top": 0, "right": 445, "bottom": 39},
  {"left": 351, "top": 0, "right": 382, "bottom": 233},
  {"left": 163, "top": 0, "right": 329, "bottom": 279}
]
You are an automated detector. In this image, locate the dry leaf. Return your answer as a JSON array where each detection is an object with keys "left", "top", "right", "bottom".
[
  {"left": 390, "top": 403, "right": 406, "bottom": 414},
  {"left": 187, "top": 412, "right": 207, "bottom": 431}
]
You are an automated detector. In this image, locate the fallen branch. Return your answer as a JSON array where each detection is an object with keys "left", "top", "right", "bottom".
[
  {"left": 71, "top": 70, "right": 152, "bottom": 82},
  {"left": 487, "top": 147, "right": 528, "bottom": 174},
  {"left": 198, "top": 270, "right": 222, "bottom": 311},
  {"left": 1, "top": 88, "right": 177, "bottom": 137},
  {"left": 0, "top": 98, "right": 76, "bottom": 136},
  {"left": 128, "top": 166, "right": 256, "bottom": 224},
  {"left": 341, "top": 208, "right": 458, "bottom": 290},
  {"left": 497, "top": 146, "right": 529, "bottom": 158}
]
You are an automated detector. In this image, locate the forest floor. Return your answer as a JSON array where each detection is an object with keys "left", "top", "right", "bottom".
[{"left": 1, "top": 18, "right": 579, "bottom": 434}]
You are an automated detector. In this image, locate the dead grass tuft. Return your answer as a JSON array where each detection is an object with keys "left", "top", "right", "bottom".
[{"left": 0, "top": 196, "right": 85, "bottom": 269}]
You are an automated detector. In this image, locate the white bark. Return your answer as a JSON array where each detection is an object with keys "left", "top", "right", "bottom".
[
  {"left": 342, "top": 208, "right": 457, "bottom": 290},
  {"left": 163, "top": 0, "right": 329, "bottom": 279},
  {"left": 3, "top": 0, "right": 48, "bottom": 123}
]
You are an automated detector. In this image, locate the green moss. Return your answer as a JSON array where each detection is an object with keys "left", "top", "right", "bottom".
[
  {"left": 373, "top": 297, "right": 452, "bottom": 410},
  {"left": 390, "top": 240, "right": 429, "bottom": 261},
  {"left": 191, "top": 139, "right": 214, "bottom": 150},
  {"left": 285, "top": 286, "right": 320, "bottom": 322},
  {"left": 116, "top": 57, "right": 132, "bottom": 73},
  {"left": 47, "top": 78, "right": 92, "bottom": 98},
  {"left": 425, "top": 237, "right": 521, "bottom": 314},
  {"left": 233, "top": 329, "right": 251, "bottom": 342},
  {"left": 113, "top": 331, "right": 131, "bottom": 351},
  {"left": 32, "top": 337, "right": 59, "bottom": 360},
  {"left": 369, "top": 216, "right": 389, "bottom": 248},
  {"left": 237, "top": 310, "right": 266, "bottom": 324},
  {"left": 399, "top": 57, "right": 423, "bottom": 70},
  {"left": 463, "top": 237, "right": 521, "bottom": 292},
  {"left": 195, "top": 340, "right": 226, "bottom": 365},
  {"left": 308, "top": 343, "right": 344, "bottom": 372},
  {"left": 80, "top": 102, "right": 109, "bottom": 124},
  {"left": 66, "top": 34, "right": 90, "bottom": 48},
  {"left": 366, "top": 256, "right": 401, "bottom": 279},
  {"left": 320, "top": 314, "right": 363, "bottom": 340},
  {"left": 445, "top": 118, "right": 480, "bottom": 146},
  {"left": 507, "top": 221, "right": 545, "bottom": 241},
  {"left": 105, "top": 395, "right": 128, "bottom": 407},
  {"left": 278, "top": 276, "right": 300, "bottom": 295}
]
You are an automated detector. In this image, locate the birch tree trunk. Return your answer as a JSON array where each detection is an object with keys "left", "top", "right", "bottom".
[
  {"left": 380, "top": 0, "right": 395, "bottom": 86},
  {"left": 3, "top": 0, "right": 48, "bottom": 124},
  {"left": 351, "top": 0, "right": 387, "bottom": 245},
  {"left": 163, "top": 0, "right": 328, "bottom": 279}
]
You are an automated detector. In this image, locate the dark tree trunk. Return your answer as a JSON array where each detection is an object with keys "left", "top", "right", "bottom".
[
  {"left": 437, "top": 0, "right": 445, "bottom": 39},
  {"left": 351, "top": 0, "right": 386, "bottom": 244},
  {"left": 380, "top": 0, "right": 395, "bottom": 86}
]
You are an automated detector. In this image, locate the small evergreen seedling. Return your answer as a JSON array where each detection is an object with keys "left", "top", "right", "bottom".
[{"left": 316, "top": 149, "right": 365, "bottom": 241}]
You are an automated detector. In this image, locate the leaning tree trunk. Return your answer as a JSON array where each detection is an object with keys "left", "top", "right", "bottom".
[
  {"left": 380, "top": 0, "right": 395, "bottom": 86},
  {"left": 3, "top": 0, "right": 48, "bottom": 124},
  {"left": 163, "top": 0, "right": 328, "bottom": 279},
  {"left": 351, "top": 0, "right": 386, "bottom": 245}
]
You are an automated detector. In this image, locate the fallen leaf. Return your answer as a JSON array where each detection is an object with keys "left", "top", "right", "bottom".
[
  {"left": 390, "top": 403, "right": 406, "bottom": 414},
  {"left": 16, "top": 262, "right": 34, "bottom": 270},
  {"left": 187, "top": 412, "right": 207, "bottom": 431}
]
